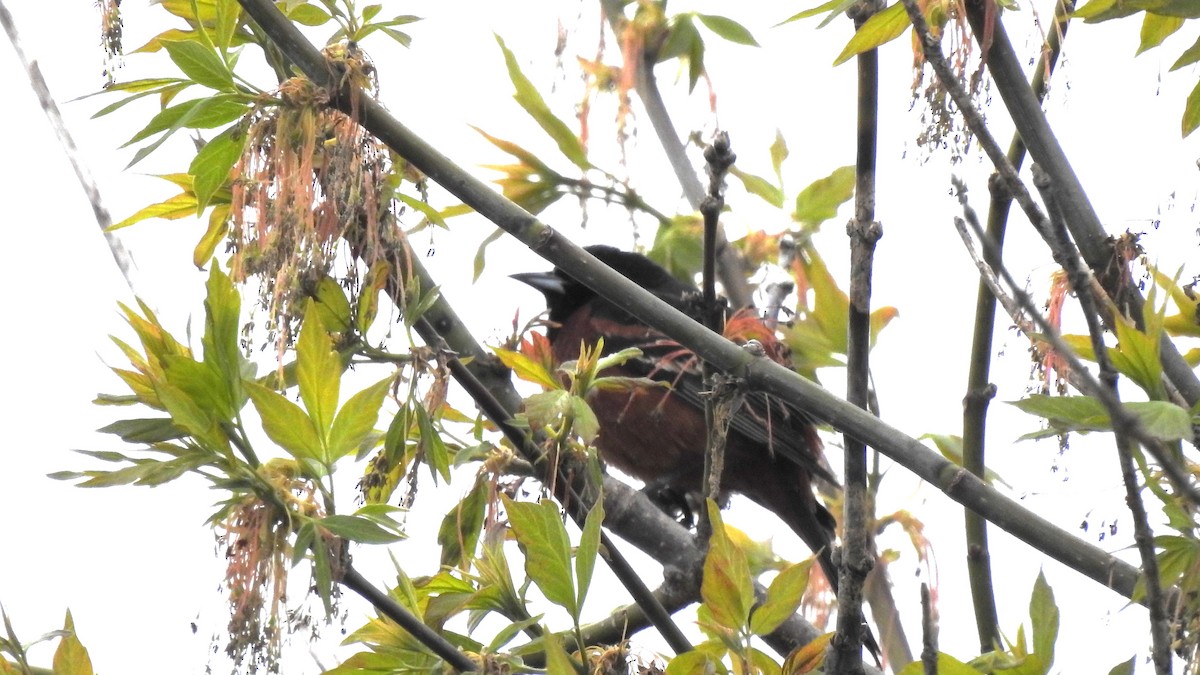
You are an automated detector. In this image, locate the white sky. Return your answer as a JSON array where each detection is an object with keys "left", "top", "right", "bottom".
[{"left": 1, "top": 1, "right": 1198, "bottom": 673}]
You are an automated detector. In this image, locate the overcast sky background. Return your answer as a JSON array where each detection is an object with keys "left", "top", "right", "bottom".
[{"left": 2, "top": 1, "right": 1199, "bottom": 672}]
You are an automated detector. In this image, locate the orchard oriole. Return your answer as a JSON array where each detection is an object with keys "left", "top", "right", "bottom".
[{"left": 514, "top": 245, "right": 841, "bottom": 590}]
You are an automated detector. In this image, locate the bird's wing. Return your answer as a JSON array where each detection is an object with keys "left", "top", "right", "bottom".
[{"left": 601, "top": 328, "right": 839, "bottom": 487}]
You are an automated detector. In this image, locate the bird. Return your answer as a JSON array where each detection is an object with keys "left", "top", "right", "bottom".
[{"left": 512, "top": 245, "right": 841, "bottom": 591}]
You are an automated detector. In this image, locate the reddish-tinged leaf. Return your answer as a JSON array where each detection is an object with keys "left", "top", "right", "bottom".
[{"left": 494, "top": 347, "right": 561, "bottom": 390}]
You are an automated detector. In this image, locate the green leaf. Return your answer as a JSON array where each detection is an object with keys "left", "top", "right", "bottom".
[
  {"left": 122, "top": 95, "right": 249, "bottom": 168},
  {"left": 473, "top": 227, "right": 506, "bottom": 282},
  {"left": 542, "top": 629, "right": 576, "bottom": 675},
  {"left": 1107, "top": 657, "right": 1136, "bottom": 675},
  {"left": 98, "top": 418, "right": 186, "bottom": 444},
  {"left": 649, "top": 215, "right": 704, "bottom": 280},
  {"left": 201, "top": 264, "right": 243, "bottom": 396},
  {"left": 288, "top": 3, "right": 332, "bottom": 26},
  {"left": 769, "top": 129, "right": 788, "bottom": 182},
  {"left": 1137, "top": 12, "right": 1184, "bottom": 54},
  {"left": 1030, "top": 571, "right": 1059, "bottom": 669},
  {"left": 1169, "top": 34, "right": 1200, "bottom": 69},
  {"left": 1071, "top": 0, "right": 1136, "bottom": 21},
  {"left": 569, "top": 395, "right": 600, "bottom": 444},
  {"left": 776, "top": 0, "right": 846, "bottom": 25},
  {"left": 920, "top": 433, "right": 1011, "bottom": 487},
  {"left": 1183, "top": 79, "right": 1200, "bottom": 137},
  {"left": 296, "top": 304, "right": 342, "bottom": 437},
  {"left": 320, "top": 514, "right": 403, "bottom": 544},
  {"left": 193, "top": 204, "right": 230, "bottom": 266},
  {"left": 190, "top": 123, "right": 244, "bottom": 213},
  {"left": 896, "top": 654, "right": 985, "bottom": 674},
  {"left": 312, "top": 276, "right": 353, "bottom": 334},
  {"left": 575, "top": 499, "right": 604, "bottom": 613},
  {"left": 246, "top": 381, "right": 323, "bottom": 460},
  {"left": 503, "top": 496, "right": 577, "bottom": 616},
  {"left": 701, "top": 501, "right": 753, "bottom": 631},
  {"left": 667, "top": 651, "right": 729, "bottom": 675},
  {"left": 1128, "top": 400, "right": 1194, "bottom": 441},
  {"left": 730, "top": 167, "right": 784, "bottom": 208},
  {"left": 90, "top": 81, "right": 189, "bottom": 119},
  {"left": 1109, "top": 311, "right": 1163, "bottom": 398},
  {"left": 356, "top": 260, "right": 390, "bottom": 335},
  {"left": 160, "top": 39, "right": 236, "bottom": 91},
  {"left": 414, "top": 404, "right": 451, "bottom": 482},
  {"left": 213, "top": 0, "right": 240, "bottom": 53},
  {"left": 659, "top": 13, "right": 701, "bottom": 62},
  {"left": 1013, "top": 395, "right": 1191, "bottom": 441},
  {"left": 396, "top": 192, "right": 448, "bottom": 229},
  {"left": 794, "top": 166, "right": 856, "bottom": 225},
  {"left": 833, "top": 2, "right": 910, "bottom": 65},
  {"left": 327, "top": 378, "right": 391, "bottom": 463},
  {"left": 438, "top": 476, "right": 488, "bottom": 568},
  {"left": 749, "top": 559, "right": 812, "bottom": 635},
  {"left": 696, "top": 14, "right": 760, "bottom": 46},
  {"left": 122, "top": 97, "right": 247, "bottom": 146},
  {"left": 495, "top": 35, "right": 590, "bottom": 171},
  {"left": 524, "top": 390, "right": 572, "bottom": 432}
]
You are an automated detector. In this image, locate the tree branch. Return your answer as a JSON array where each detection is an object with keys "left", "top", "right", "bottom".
[
  {"left": 829, "top": 1, "right": 884, "bottom": 670},
  {"left": 237, "top": 0, "right": 1146, "bottom": 622},
  {"left": 961, "top": 0, "right": 1071, "bottom": 649},
  {"left": 961, "top": 0, "right": 1200, "bottom": 407}
]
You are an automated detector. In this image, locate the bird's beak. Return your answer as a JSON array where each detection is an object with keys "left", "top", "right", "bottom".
[{"left": 510, "top": 271, "right": 567, "bottom": 298}]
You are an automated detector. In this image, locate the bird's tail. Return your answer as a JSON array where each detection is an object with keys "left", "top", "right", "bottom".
[{"left": 779, "top": 499, "right": 883, "bottom": 666}]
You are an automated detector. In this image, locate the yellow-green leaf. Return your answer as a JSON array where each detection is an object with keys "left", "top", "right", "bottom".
[
  {"left": 246, "top": 381, "right": 323, "bottom": 460},
  {"left": 701, "top": 501, "right": 753, "bottom": 631},
  {"left": 494, "top": 347, "right": 561, "bottom": 390},
  {"left": 495, "top": 35, "right": 589, "bottom": 171},
  {"left": 503, "top": 496, "right": 577, "bottom": 616},
  {"left": 110, "top": 192, "right": 198, "bottom": 230},
  {"left": 190, "top": 123, "right": 244, "bottom": 213},
  {"left": 833, "top": 2, "right": 910, "bottom": 65},
  {"left": 327, "top": 378, "right": 391, "bottom": 462},
  {"left": 1183, "top": 79, "right": 1200, "bottom": 137},
  {"left": 794, "top": 166, "right": 856, "bottom": 225},
  {"left": 1137, "top": 12, "right": 1184, "bottom": 54},
  {"left": 297, "top": 304, "right": 342, "bottom": 436},
  {"left": 193, "top": 204, "right": 230, "bottom": 267},
  {"left": 160, "top": 39, "right": 235, "bottom": 91},
  {"left": 575, "top": 498, "right": 604, "bottom": 612},
  {"left": 312, "top": 276, "right": 353, "bottom": 334},
  {"left": 750, "top": 559, "right": 813, "bottom": 635},
  {"left": 52, "top": 610, "right": 93, "bottom": 675},
  {"left": 696, "top": 14, "right": 760, "bottom": 46}
]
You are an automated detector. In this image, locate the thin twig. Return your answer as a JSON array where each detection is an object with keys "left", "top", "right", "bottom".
[
  {"left": 961, "top": 0, "right": 1200, "bottom": 408},
  {"left": 900, "top": 0, "right": 1199, "bottom": 505},
  {"left": 342, "top": 565, "right": 479, "bottom": 672},
  {"left": 699, "top": 132, "right": 735, "bottom": 539},
  {"left": 829, "top": 1, "right": 883, "bottom": 671},
  {"left": 920, "top": 583, "right": 938, "bottom": 675},
  {"left": 961, "top": 0, "right": 1072, "bottom": 649},
  {"left": 597, "top": 0, "right": 754, "bottom": 308},
  {"left": 235, "top": 0, "right": 1148, "bottom": 614},
  {"left": 1032, "top": 166, "right": 1172, "bottom": 674},
  {"left": 1, "top": 0, "right": 139, "bottom": 291}
]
